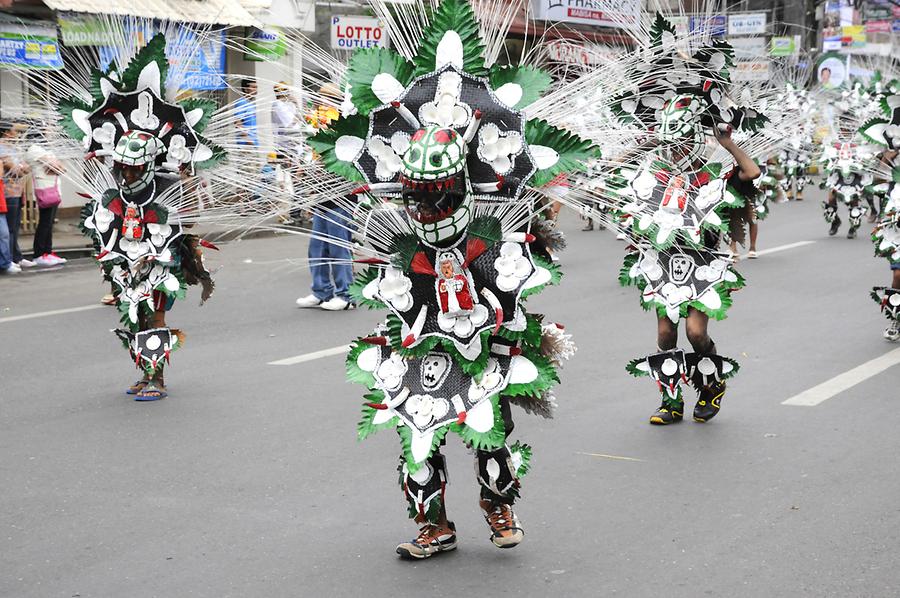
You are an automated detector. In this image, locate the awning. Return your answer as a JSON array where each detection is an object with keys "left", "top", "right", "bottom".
[{"left": 42, "top": 0, "right": 264, "bottom": 27}]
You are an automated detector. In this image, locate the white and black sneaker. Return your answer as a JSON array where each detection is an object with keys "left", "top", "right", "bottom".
[
  {"left": 396, "top": 522, "right": 457, "bottom": 559},
  {"left": 884, "top": 321, "right": 900, "bottom": 342},
  {"left": 295, "top": 294, "right": 323, "bottom": 308},
  {"left": 321, "top": 297, "right": 355, "bottom": 311}
]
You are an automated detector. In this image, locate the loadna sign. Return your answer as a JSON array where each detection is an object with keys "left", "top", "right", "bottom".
[{"left": 331, "top": 16, "right": 389, "bottom": 50}]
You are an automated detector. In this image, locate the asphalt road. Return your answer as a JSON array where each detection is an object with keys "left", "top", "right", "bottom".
[{"left": 2, "top": 187, "right": 899, "bottom": 598}]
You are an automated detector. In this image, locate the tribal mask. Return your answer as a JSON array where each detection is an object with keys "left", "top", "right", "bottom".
[
  {"left": 658, "top": 94, "right": 707, "bottom": 170},
  {"left": 112, "top": 131, "right": 162, "bottom": 197},
  {"left": 401, "top": 126, "right": 471, "bottom": 245}
]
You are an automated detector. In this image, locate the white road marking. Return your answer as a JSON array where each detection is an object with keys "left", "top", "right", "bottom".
[
  {"left": 268, "top": 344, "right": 351, "bottom": 366},
  {"left": 741, "top": 240, "right": 816, "bottom": 259},
  {"left": 577, "top": 452, "right": 645, "bottom": 463},
  {"left": 782, "top": 347, "right": 900, "bottom": 406},
  {"left": 0, "top": 304, "right": 105, "bottom": 324}
]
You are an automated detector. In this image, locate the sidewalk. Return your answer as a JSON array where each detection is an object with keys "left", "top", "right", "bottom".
[{"left": 19, "top": 216, "right": 92, "bottom": 259}]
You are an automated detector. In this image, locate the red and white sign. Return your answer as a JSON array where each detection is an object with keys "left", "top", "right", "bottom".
[
  {"left": 530, "top": 0, "right": 640, "bottom": 30},
  {"left": 330, "top": 16, "right": 389, "bottom": 50}
]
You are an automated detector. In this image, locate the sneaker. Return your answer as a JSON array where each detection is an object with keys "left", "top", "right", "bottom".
[
  {"left": 649, "top": 401, "right": 684, "bottom": 425},
  {"left": 693, "top": 381, "right": 726, "bottom": 423},
  {"left": 295, "top": 294, "right": 323, "bottom": 308},
  {"left": 828, "top": 217, "right": 841, "bottom": 236},
  {"left": 884, "top": 321, "right": 900, "bottom": 342},
  {"left": 847, "top": 227, "right": 858, "bottom": 240},
  {"left": 581, "top": 221, "right": 594, "bottom": 231},
  {"left": 17, "top": 259, "right": 35, "bottom": 268},
  {"left": 480, "top": 500, "right": 524, "bottom": 548},
  {"left": 396, "top": 522, "right": 457, "bottom": 559},
  {"left": 34, "top": 254, "right": 57, "bottom": 267},
  {"left": 100, "top": 293, "right": 117, "bottom": 305},
  {"left": 320, "top": 296, "right": 355, "bottom": 311},
  {"left": 0, "top": 264, "right": 20, "bottom": 275},
  {"left": 747, "top": 250, "right": 758, "bottom": 259},
  {"left": 49, "top": 252, "right": 67, "bottom": 264}
]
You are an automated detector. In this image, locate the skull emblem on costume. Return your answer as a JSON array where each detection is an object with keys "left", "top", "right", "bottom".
[
  {"left": 421, "top": 352, "right": 451, "bottom": 391},
  {"left": 669, "top": 254, "right": 694, "bottom": 284}
]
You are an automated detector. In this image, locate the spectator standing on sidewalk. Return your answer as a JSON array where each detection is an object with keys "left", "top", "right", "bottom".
[
  {"left": 295, "top": 85, "right": 356, "bottom": 311},
  {"left": 26, "top": 142, "right": 67, "bottom": 266},
  {"left": 0, "top": 121, "right": 32, "bottom": 268},
  {"left": 0, "top": 174, "right": 14, "bottom": 274},
  {"left": 235, "top": 79, "right": 260, "bottom": 148}
]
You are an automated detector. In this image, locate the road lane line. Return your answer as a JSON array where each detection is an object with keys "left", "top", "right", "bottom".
[
  {"left": 577, "top": 452, "right": 644, "bottom": 462},
  {"left": 268, "top": 344, "right": 351, "bottom": 366},
  {"left": 782, "top": 347, "right": 900, "bottom": 406},
  {"left": 742, "top": 240, "right": 815, "bottom": 259},
  {"left": 0, "top": 304, "right": 105, "bottom": 324}
]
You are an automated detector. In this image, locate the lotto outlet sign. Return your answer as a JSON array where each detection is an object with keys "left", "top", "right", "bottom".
[{"left": 331, "top": 16, "right": 389, "bottom": 50}]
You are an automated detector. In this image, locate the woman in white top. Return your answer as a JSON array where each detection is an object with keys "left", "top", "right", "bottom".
[{"left": 26, "top": 143, "right": 67, "bottom": 266}]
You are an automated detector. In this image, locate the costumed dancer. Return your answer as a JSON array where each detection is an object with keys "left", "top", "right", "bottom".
[
  {"left": 302, "top": 0, "right": 596, "bottom": 557},
  {"left": 605, "top": 14, "right": 764, "bottom": 424},
  {"left": 819, "top": 86, "right": 882, "bottom": 239},
  {"left": 861, "top": 78, "right": 900, "bottom": 341},
  {"left": 56, "top": 34, "right": 227, "bottom": 400}
]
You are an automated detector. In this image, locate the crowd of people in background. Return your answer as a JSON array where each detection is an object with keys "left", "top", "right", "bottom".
[{"left": 0, "top": 120, "right": 67, "bottom": 275}]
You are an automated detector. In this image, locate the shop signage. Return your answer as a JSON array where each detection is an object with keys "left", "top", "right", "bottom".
[
  {"left": 690, "top": 15, "right": 726, "bottom": 38},
  {"left": 732, "top": 60, "right": 769, "bottom": 82},
  {"left": 0, "top": 22, "right": 62, "bottom": 70},
  {"left": 98, "top": 23, "right": 226, "bottom": 91},
  {"left": 727, "top": 13, "right": 766, "bottom": 36},
  {"left": 331, "top": 16, "right": 389, "bottom": 50},
  {"left": 244, "top": 27, "right": 287, "bottom": 61},
  {"left": 770, "top": 36, "right": 797, "bottom": 57},
  {"left": 529, "top": 0, "right": 640, "bottom": 30}
]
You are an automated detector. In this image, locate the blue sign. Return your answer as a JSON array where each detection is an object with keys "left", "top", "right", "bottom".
[
  {"left": 0, "top": 29, "right": 63, "bottom": 70},
  {"left": 690, "top": 15, "right": 727, "bottom": 38},
  {"left": 99, "top": 24, "right": 226, "bottom": 91}
]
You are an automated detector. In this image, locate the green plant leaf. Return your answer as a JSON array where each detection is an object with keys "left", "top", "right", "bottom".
[
  {"left": 57, "top": 97, "right": 93, "bottom": 142},
  {"left": 347, "top": 48, "right": 414, "bottom": 115},
  {"left": 450, "top": 395, "right": 506, "bottom": 451},
  {"left": 489, "top": 65, "right": 551, "bottom": 109},
  {"left": 178, "top": 98, "right": 218, "bottom": 134},
  {"left": 120, "top": 33, "right": 168, "bottom": 94},
  {"left": 346, "top": 340, "right": 378, "bottom": 388},
  {"left": 308, "top": 115, "right": 368, "bottom": 182},
  {"left": 525, "top": 119, "right": 600, "bottom": 187},
  {"left": 413, "top": 0, "right": 487, "bottom": 77},
  {"left": 348, "top": 268, "right": 386, "bottom": 309}
]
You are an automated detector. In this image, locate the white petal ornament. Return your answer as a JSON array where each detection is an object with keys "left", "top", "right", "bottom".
[
  {"left": 494, "top": 82, "right": 523, "bottom": 108},
  {"left": 371, "top": 73, "right": 405, "bottom": 104},
  {"left": 335, "top": 135, "right": 365, "bottom": 162},
  {"left": 136, "top": 60, "right": 162, "bottom": 98},
  {"left": 530, "top": 145, "right": 559, "bottom": 170},
  {"left": 435, "top": 31, "right": 464, "bottom": 70}
]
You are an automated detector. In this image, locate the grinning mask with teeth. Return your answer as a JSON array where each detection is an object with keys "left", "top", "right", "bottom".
[
  {"left": 401, "top": 126, "right": 471, "bottom": 245},
  {"left": 657, "top": 94, "right": 707, "bottom": 171}
]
